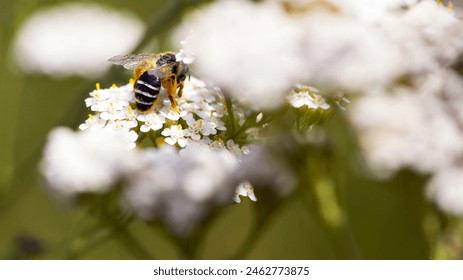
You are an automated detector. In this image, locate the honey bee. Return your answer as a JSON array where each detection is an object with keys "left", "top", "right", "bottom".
[{"left": 108, "top": 52, "right": 190, "bottom": 112}]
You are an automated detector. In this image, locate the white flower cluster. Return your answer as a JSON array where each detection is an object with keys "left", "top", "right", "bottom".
[
  {"left": 174, "top": 0, "right": 305, "bottom": 110},
  {"left": 80, "top": 77, "right": 229, "bottom": 149},
  {"left": 42, "top": 76, "right": 259, "bottom": 234},
  {"left": 124, "top": 144, "right": 239, "bottom": 235},
  {"left": 174, "top": 0, "right": 463, "bottom": 109},
  {"left": 13, "top": 3, "right": 144, "bottom": 79},
  {"left": 41, "top": 127, "right": 137, "bottom": 200},
  {"left": 350, "top": 70, "right": 463, "bottom": 214}
]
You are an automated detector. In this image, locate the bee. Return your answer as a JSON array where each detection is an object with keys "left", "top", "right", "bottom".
[{"left": 108, "top": 52, "right": 189, "bottom": 112}]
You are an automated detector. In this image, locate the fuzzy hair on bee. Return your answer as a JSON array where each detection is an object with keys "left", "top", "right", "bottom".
[{"left": 108, "top": 52, "right": 190, "bottom": 113}]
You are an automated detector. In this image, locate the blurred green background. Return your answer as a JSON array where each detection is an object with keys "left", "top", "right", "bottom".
[{"left": 0, "top": 0, "right": 462, "bottom": 260}]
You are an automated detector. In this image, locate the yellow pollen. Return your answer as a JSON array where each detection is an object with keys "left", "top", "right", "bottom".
[
  {"left": 95, "top": 82, "right": 101, "bottom": 90},
  {"left": 111, "top": 83, "right": 117, "bottom": 88},
  {"left": 447, "top": 1, "right": 453, "bottom": 10},
  {"left": 127, "top": 106, "right": 132, "bottom": 114},
  {"left": 129, "top": 78, "right": 135, "bottom": 85},
  {"left": 88, "top": 114, "right": 94, "bottom": 120},
  {"left": 110, "top": 101, "right": 113, "bottom": 107},
  {"left": 199, "top": 120, "right": 203, "bottom": 129},
  {"left": 176, "top": 124, "right": 182, "bottom": 130}
]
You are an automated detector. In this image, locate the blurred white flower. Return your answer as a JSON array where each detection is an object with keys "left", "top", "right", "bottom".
[
  {"left": 174, "top": 0, "right": 306, "bottom": 110},
  {"left": 427, "top": 168, "right": 463, "bottom": 216},
  {"left": 328, "top": 0, "right": 419, "bottom": 22},
  {"left": 176, "top": 49, "right": 196, "bottom": 65},
  {"left": 349, "top": 86, "right": 463, "bottom": 175},
  {"left": 13, "top": 3, "right": 145, "bottom": 78},
  {"left": 41, "top": 127, "right": 136, "bottom": 200},
  {"left": 300, "top": 0, "right": 463, "bottom": 92},
  {"left": 226, "top": 139, "right": 250, "bottom": 161},
  {"left": 124, "top": 144, "right": 238, "bottom": 235},
  {"left": 176, "top": 0, "right": 463, "bottom": 106}
]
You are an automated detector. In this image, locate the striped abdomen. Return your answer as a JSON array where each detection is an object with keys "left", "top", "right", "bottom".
[{"left": 134, "top": 71, "right": 161, "bottom": 111}]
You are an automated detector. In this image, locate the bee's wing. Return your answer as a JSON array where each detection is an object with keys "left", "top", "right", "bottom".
[
  {"left": 147, "top": 64, "right": 175, "bottom": 79},
  {"left": 107, "top": 53, "right": 160, "bottom": 70}
]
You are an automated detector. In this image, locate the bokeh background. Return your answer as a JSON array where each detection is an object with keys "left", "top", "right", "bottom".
[{"left": 1, "top": 0, "right": 463, "bottom": 259}]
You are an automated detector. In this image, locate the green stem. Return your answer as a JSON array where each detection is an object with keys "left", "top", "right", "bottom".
[
  {"left": 230, "top": 194, "right": 287, "bottom": 260},
  {"left": 299, "top": 182, "right": 359, "bottom": 259},
  {"left": 229, "top": 112, "right": 259, "bottom": 139},
  {"left": 225, "top": 96, "right": 236, "bottom": 137},
  {"left": 113, "top": 225, "right": 155, "bottom": 260},
  {"left": 229, "top": 218, "right": 266, "bottom": 260},
  {"left": 65, "top": 203, "right": 154, "bottom": 260}
]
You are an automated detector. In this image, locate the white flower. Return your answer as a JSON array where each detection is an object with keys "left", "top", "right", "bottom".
[
  {"left": 174, "top": 0, "right": 306, "bottom": 110},
  {"left": 427, "top": 168, "right": 463, "bottom": 216},
  {"left": 234, "top": 182, "right": 257, "bottom": 203},
  {"left": 79, "top": 75, "right": 230, "bottom": 149},
  {"left": 226, "top": 139, "right": 250, "bottom": 161},
  {"left": 184, "top": 114, "right": 203, "bottom": 141},
  {"left": 287, "top": 85, "right": 330, "bottom": 110},
  {"left": 85, "top": 83, "right": 133, "bottom": 113},
  {"left": 301, "top": 0, "right": 463, "bottom": 92},
  {"left": 137, "top": 112, "right": 166, "bottom": 132},
  {"left": 80, "top": 84, "right": 139, "bottom": 149},
  {"left": 332, "top": 92, "right": 350, "bottom": 111},
  {"left": 162, "top": 125, "right": 188, "bottom": 147},
  {"left": 41, "top": 127, "right": 136, "bottom": 200},
  {"left": 256, "top": 113, "right": 263, "bottom": 123},
  {"left": 349, "top": 88, "right": 463, "bottom": 175},
  {"left": 78, "top": 114, "right": 106, "bottom": 131},
  {"left": 13, "top": 3, "right": 144, "bottom": 78},
  {"left": 104, "top": 120, "right": 139, "bottom": 149},
  {"left": 124, "top": 144, "right": 238, "bottom": 235},
  {"left": 180, "top": 144, "right": 239, "bottom": 202}
]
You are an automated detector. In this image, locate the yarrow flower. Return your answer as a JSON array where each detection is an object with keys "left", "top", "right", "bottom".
[
  {"left": 80, "top": 83, "right": 138, "bottom": 149},
  {"left": 41, "top": 127, "right": 137, "bottom": 200},
  {"left": 287, "top": 84, "right": 330, "bottom": 110},
  {"left": 42, "top": 74, "right": 264, "bottom": 235},
  {"left": 124, "top": 144, "right": 238, "bottom": 235},
  {"left": 35, "top": 0, "right": 463, "bottom": 259},
  {"left": 174, "top": 0, "right": 306, "bottom": 110},
  {"left": 426, "top": 167, "right": 463, "bottom": 216},
  {"left": 13, "top": 3, "right": 144, "bottom": 78},
  {"left": 162, "top": 125, "right": 188, "bottom": 147},
  {"left": 234, "top": 181, "right": 257, "bottom": 203}
]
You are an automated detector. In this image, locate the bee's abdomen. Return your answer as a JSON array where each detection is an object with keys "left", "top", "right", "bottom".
[{"left": 134, "top": 71, "right": 161, "bottom": 111}]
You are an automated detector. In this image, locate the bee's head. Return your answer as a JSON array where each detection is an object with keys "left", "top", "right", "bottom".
[{"left": 156, "top": 52, "right": 176, "bottom": 66}]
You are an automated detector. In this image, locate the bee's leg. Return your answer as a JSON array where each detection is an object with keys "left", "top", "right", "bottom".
[
  {"left": 167, "top": 95, "right": 179, "bottom": 113},
  {"left": 177, "top": 82, "right": 184, "bottom": 98},
  {"left": 161, "top": 74, "right": 179, "bottom": 113}
]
